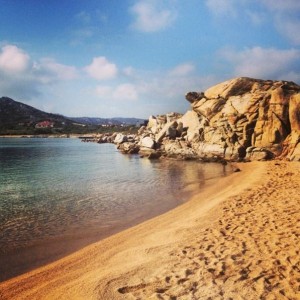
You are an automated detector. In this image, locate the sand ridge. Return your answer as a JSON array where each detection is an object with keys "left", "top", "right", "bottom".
[{"left": 0, "top": 161, "right": 299, "bottom": 299}]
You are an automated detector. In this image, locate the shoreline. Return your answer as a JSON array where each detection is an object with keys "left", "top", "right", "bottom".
[
  {"left": 0, "top": 161, "right": 299, "bottom": 299},
  {"left": 0, "top": 156, "right": 230, "bottom": 283},
  {"left": 0, "top": 137, "right": 231, "bottom": 283},
  {"left": 0, "top": 134, "right": 83, "bottom": 138}
]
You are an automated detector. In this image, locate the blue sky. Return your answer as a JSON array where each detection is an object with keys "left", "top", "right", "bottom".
[{"left": 0, "top": 0, "right": 300, "bottom": 118}]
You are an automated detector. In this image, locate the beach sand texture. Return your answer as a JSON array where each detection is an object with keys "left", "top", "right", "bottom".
[{"left": 0, "top": 161, "right": 299, "bottom": 299}]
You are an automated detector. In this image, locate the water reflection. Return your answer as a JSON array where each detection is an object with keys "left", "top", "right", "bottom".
[{"left": 0, "top": 138, "right": 230, "bottom": 281}]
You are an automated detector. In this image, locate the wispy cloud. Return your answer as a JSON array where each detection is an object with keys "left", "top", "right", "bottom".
[
  {"left": 261, "top": 0, "right": 300, "bottom": 11},
  {"left": 75, "top": 11, "right": 91, "bottom": 23},
  {"left": 206, "top": 0, "right": 300, "bottom": 45},
  {"left": 95, "top": 83, "right": 138, "bottom": 101},
  {"left": 275, "top": 17, "right": 300, "bottom": 45},
  {"left": 245, "top": 10, "right": 265, "bottom": 26},
  {"left": 94, "top": 85, "right": 112, "bottom": 98},
  {"left": 260, "top": 0, "right": 300, "bottom": 45},
  {"left": 84, "top": 56, "right": 118, "bottom": 80},
  {"left": 129, "top": 0, "right": 177, "bottom": 32},
  {"left": 113, "top": 83, "right": 138, "bottom": 100},
  {"left": 70, "top": 23, "right": 95, "bottom": 46},
  {"left": 123, "top": 66, "right": 135, "bottom": 77},
  {"left": 169, "top": 63, "right": 195, "bottom": 77},
  {"left": 220, "top": 46, "right": 300, "bottom": 81},
  {"left": 205, "top": 0, "right": 268, "bottom": 28},
  {"left": 72, "top": 28, "right": 94, "bottom": 39},
  {"left": 137, "top": 69, "right": 213, "bottom": 99},
  {"left": 205, "top": 0, "right": 236, "bottom": 16},
  {"left": 71, "top": 10, "right": 102, "bottom": 46},
  {"left": 34, "top": 58, "right": 78, "bottom": 82},
  {"left": 0, "top": 44, "right": 79, "bottom": 99},
  {"left": 93, "top": 61, "right": 217, "bottom": 115}
]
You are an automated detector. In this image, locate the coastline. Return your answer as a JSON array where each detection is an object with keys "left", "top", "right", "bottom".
[
  {"left": 0, "top": 161, "right": 299, "bottom": 299},
  {"left": 0, "top": 137, "right": 231, "bottom": 283},
  {"left": 0, "top": 134, "right": 82, "bottom": 138}
]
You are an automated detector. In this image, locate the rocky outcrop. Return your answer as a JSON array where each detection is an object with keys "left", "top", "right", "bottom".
[
  {"left": 114, "top": 133, "right": 128, "bottom": 144},
  {"left": 184, "top": 77, "right": 300, "bottom": 161},
  {"left": 95, "top": 77, "right": 300, "bottom": 161}
]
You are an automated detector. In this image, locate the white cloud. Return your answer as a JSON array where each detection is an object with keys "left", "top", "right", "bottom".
[
  {"left": 35, "top": 58, "right": 78, "bottom": 82},
  {"left": 0, "top": 44, "right": 79, "bottom": 99},
  {"left": 169, "top": 63, "right": 195, "bottom": 77},
  {"left": 0, "top": 45, "right": 30, "bottom": 74},
  {"left": 130, "top": 0, "right": 177, "bottom": 32},
  {"left": 84, "top": 56, "right": 118, "bottom": 80},
  {"left": 220, "top": 46, "right": 300, "bottom": 81}
]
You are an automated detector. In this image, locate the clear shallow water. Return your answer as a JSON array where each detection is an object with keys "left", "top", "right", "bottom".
[{"left": 0, "top": 138, "right": 230, "bottom": 281}]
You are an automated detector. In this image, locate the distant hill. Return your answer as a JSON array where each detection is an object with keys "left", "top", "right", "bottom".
[
  {"left": 69, "top": 117, "right": 146, "bottom": 126},
  {"left": 0, "top": 97, "right": 74, "bottom": 129},
  {"left": 0, "top": 97, "right": 145, "bottom": 135}
]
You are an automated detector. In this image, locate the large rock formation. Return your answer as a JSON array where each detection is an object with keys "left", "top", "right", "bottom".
[
  {"left": 185, "top": 77, "right": 300, "bottom": 161},
  {"left": 102, "top": 77, "right": 300, "bottom": 161}
]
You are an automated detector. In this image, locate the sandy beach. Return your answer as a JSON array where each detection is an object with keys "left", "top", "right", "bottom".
[{"left": 0, "top": 160, "right": 299, "bottom": 300}]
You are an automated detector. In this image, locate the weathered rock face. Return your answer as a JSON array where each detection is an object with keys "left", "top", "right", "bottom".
[
  {"left": 140, "top": 136, "right": 155, "bottom": 149},
  {"left": 114, "top": 133, "right": 128, "bottom": 144},
  {"left": 117, "top": 142, "right": 140, "bottom": 154},
  {"left": 185, "top": 77, "right": 300, "bottom": 161}
]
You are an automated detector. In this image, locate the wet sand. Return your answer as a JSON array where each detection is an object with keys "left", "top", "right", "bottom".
[{"left": 0, "top": 161, "right": 299, "bottom": 299}]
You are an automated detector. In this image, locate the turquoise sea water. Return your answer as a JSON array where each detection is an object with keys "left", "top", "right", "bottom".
[{"left": 0, "top": 138, "right": 230, "bottom": 281}]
